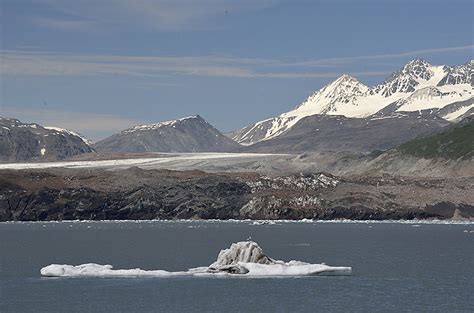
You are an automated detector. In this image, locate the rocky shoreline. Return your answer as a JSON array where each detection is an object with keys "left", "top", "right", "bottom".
[{"left": 0, "top": 167, "right": 473, "bottom": 222}]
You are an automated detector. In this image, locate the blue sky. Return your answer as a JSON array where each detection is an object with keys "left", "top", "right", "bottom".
[{"left": 1, "top": 0, "right": 473, "bottom": 140}]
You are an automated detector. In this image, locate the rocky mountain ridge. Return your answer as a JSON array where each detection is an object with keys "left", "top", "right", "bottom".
[
  {"left": 93, "top": 115, "right": 241, "bottom": 153},
  {"left": 0, "top": 117, "right": 93, "bottom": 161},
  {"left": 233, "top": 59, "right": 473, "bottom": 145},
  {"left": 241, "top": 110, "right": 451, "bottom": 153}
]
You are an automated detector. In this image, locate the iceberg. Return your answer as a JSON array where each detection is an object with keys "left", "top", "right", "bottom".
[{"left": 40, "top": 241, "right": 351, "bottom": 278}]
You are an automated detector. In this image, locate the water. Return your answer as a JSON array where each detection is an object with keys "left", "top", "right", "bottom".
[{"left": 1, "top": 221, "right": 473, "bottom": 312}]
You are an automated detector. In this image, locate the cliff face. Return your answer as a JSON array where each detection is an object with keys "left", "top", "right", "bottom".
[{"left": 0, "top": 168, "right": 472, "bottom": 221}]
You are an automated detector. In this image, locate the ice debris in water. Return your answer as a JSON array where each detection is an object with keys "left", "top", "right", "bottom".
[
  {"left": 251, "top": 220, "right": 276, "bottom": 225},
  {"left": 41, "top": 241, "right": 351, "bottom": 277}
]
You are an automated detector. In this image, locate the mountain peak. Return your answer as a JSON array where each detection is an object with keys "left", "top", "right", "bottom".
[
  {"left": 372, "top": 58, "right": 436, "bottom": 97},
  {"left": 94, "top": 116, "right": 239, "bottom": 153},
  {"left": 321, "top": 74, "right": 367, "bottom": 94},
  {"left": 326, "top": 74, "right": 367, "bottom": 92},
  {"left": 332, "top": 74, "right": 359, "bottom": 84},
  {"left": 123, "top": 115, "right": 206, "bottom": 134},
  {"left": 0, "top": 117, "right": 93, "bottom": 161},
  {"left": 405, "top": 58, "right": 430, "bottom": 67},
  {"left": 186, "top": 115, "right": 205, "bottom": 122},
  {"left": 290, "top": 73, "right": 369, "bottom": 116},
  {"left": 400, "top": 58, "right": 433, "bottom": 78}
]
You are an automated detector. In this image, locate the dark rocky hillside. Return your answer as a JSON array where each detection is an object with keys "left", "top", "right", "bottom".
[
  {"left": 243, "top": 111, "right": 451, "bottom": 153},
  {"left": 94, "top": 115, "right": 241, "bottom": 153},
  {"left": 0, "top": 117, "right": 93, "bottom": 162}
]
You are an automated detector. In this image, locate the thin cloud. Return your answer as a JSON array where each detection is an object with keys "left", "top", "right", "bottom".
[
  {"left": 288, "top": 45, "right": 474, "bottom": 67},
  {"left": 34, "top": 17, "right": 99, "bottom": 31},
  {"left": 1, "top": 44, "right": 471, "bottom": 79},
  {"left": 252, "top": 71, "right": 391, "bottom": 79},
  {"left": 0, "top": 50, "right": 390, "bottom": 79},
  {"left": 32, "top": 0, "right": 282, "bottom": 32},
  {"left": 0, "top": 51, "right": 258, "bottom": 77}
]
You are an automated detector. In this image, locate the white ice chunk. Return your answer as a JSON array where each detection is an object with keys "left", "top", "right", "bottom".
[
  {"left": 40, "top": 241, "right": 351, "bottom": 278},
  {"left": 40, "top": 263, "right": 188, "bottom": 277},
  {"left": 235, "top": 261, "right": 351, "bottom": 276}
]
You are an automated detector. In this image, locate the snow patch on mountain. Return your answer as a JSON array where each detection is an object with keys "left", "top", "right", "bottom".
[
  {"left": 442, "top": 104, "right": 474, "bottom": 121},
  {"left": 123, "top": 116, "right": 201, "bottom": 133},
  {"left": 395, "top": 85, "right": 472, "bottom": 115},
  {"left": 94, "top": 115, "right": 241, "bottom": 153},
  {"left": 44, "top": 126, "right": 93, "bottom": 145}
]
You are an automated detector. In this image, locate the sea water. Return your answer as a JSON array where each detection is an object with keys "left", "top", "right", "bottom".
[{"left": 1, "top": 220, "right": 473, "bottom": 312}]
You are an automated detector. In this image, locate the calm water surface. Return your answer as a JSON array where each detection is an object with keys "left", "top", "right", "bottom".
[{"left": 1, "top": 221, "right": 473, "bottom": 312}]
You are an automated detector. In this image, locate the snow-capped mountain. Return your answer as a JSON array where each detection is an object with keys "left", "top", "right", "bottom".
[
  {"left": 94, "top": 115, "right": 241, "bottom": 153},
  {"left": 0, "top": 117, "right": 93, "bottom": 161},
  {"left": 293, "top": 74, "right": 370, "bottom": 115},
  {"left": 233, "top": 59, "right": 473, "bottom": 145}
]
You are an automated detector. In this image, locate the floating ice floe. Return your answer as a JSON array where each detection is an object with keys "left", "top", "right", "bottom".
[{"left": 40, "top": 241, "right": 351, "bottom": 278}]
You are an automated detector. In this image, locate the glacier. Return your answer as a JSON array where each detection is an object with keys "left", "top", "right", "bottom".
[{"left": 40, "top": 241, "right": 351, "bottom": 278}]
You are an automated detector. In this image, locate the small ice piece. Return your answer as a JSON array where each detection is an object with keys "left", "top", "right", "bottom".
[
  {"left": 40, "top": 263, "right": 185, "bottom": 277},
  {"left": 252, "top": 220, "right": 276, "bottom": 226},
  {"left": 208, "top": 241, "right": 274, "bottom": 274},
  {"left": 40, "top": 241, "right": 351, "bottom": 277}
]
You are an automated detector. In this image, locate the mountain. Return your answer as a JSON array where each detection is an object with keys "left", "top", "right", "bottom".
[
  {"left": 243, "top": 111, "right": 451, "bottom": 153},
  {"left": 0, "top": 117, "right": 93, "bottom": 161},
  {"left": 94, "top": 115, "right": 241, "bottom": 153},
  {"left": 232, "top": 75, "right": 370, "bottom": 145},
  {"left": 233, "top": 59, "right": 473, "bottom": 145}
]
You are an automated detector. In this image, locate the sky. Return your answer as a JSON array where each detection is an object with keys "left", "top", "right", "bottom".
[{"left": 1, "top": 0, "right": 473, "bottom": 141}]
